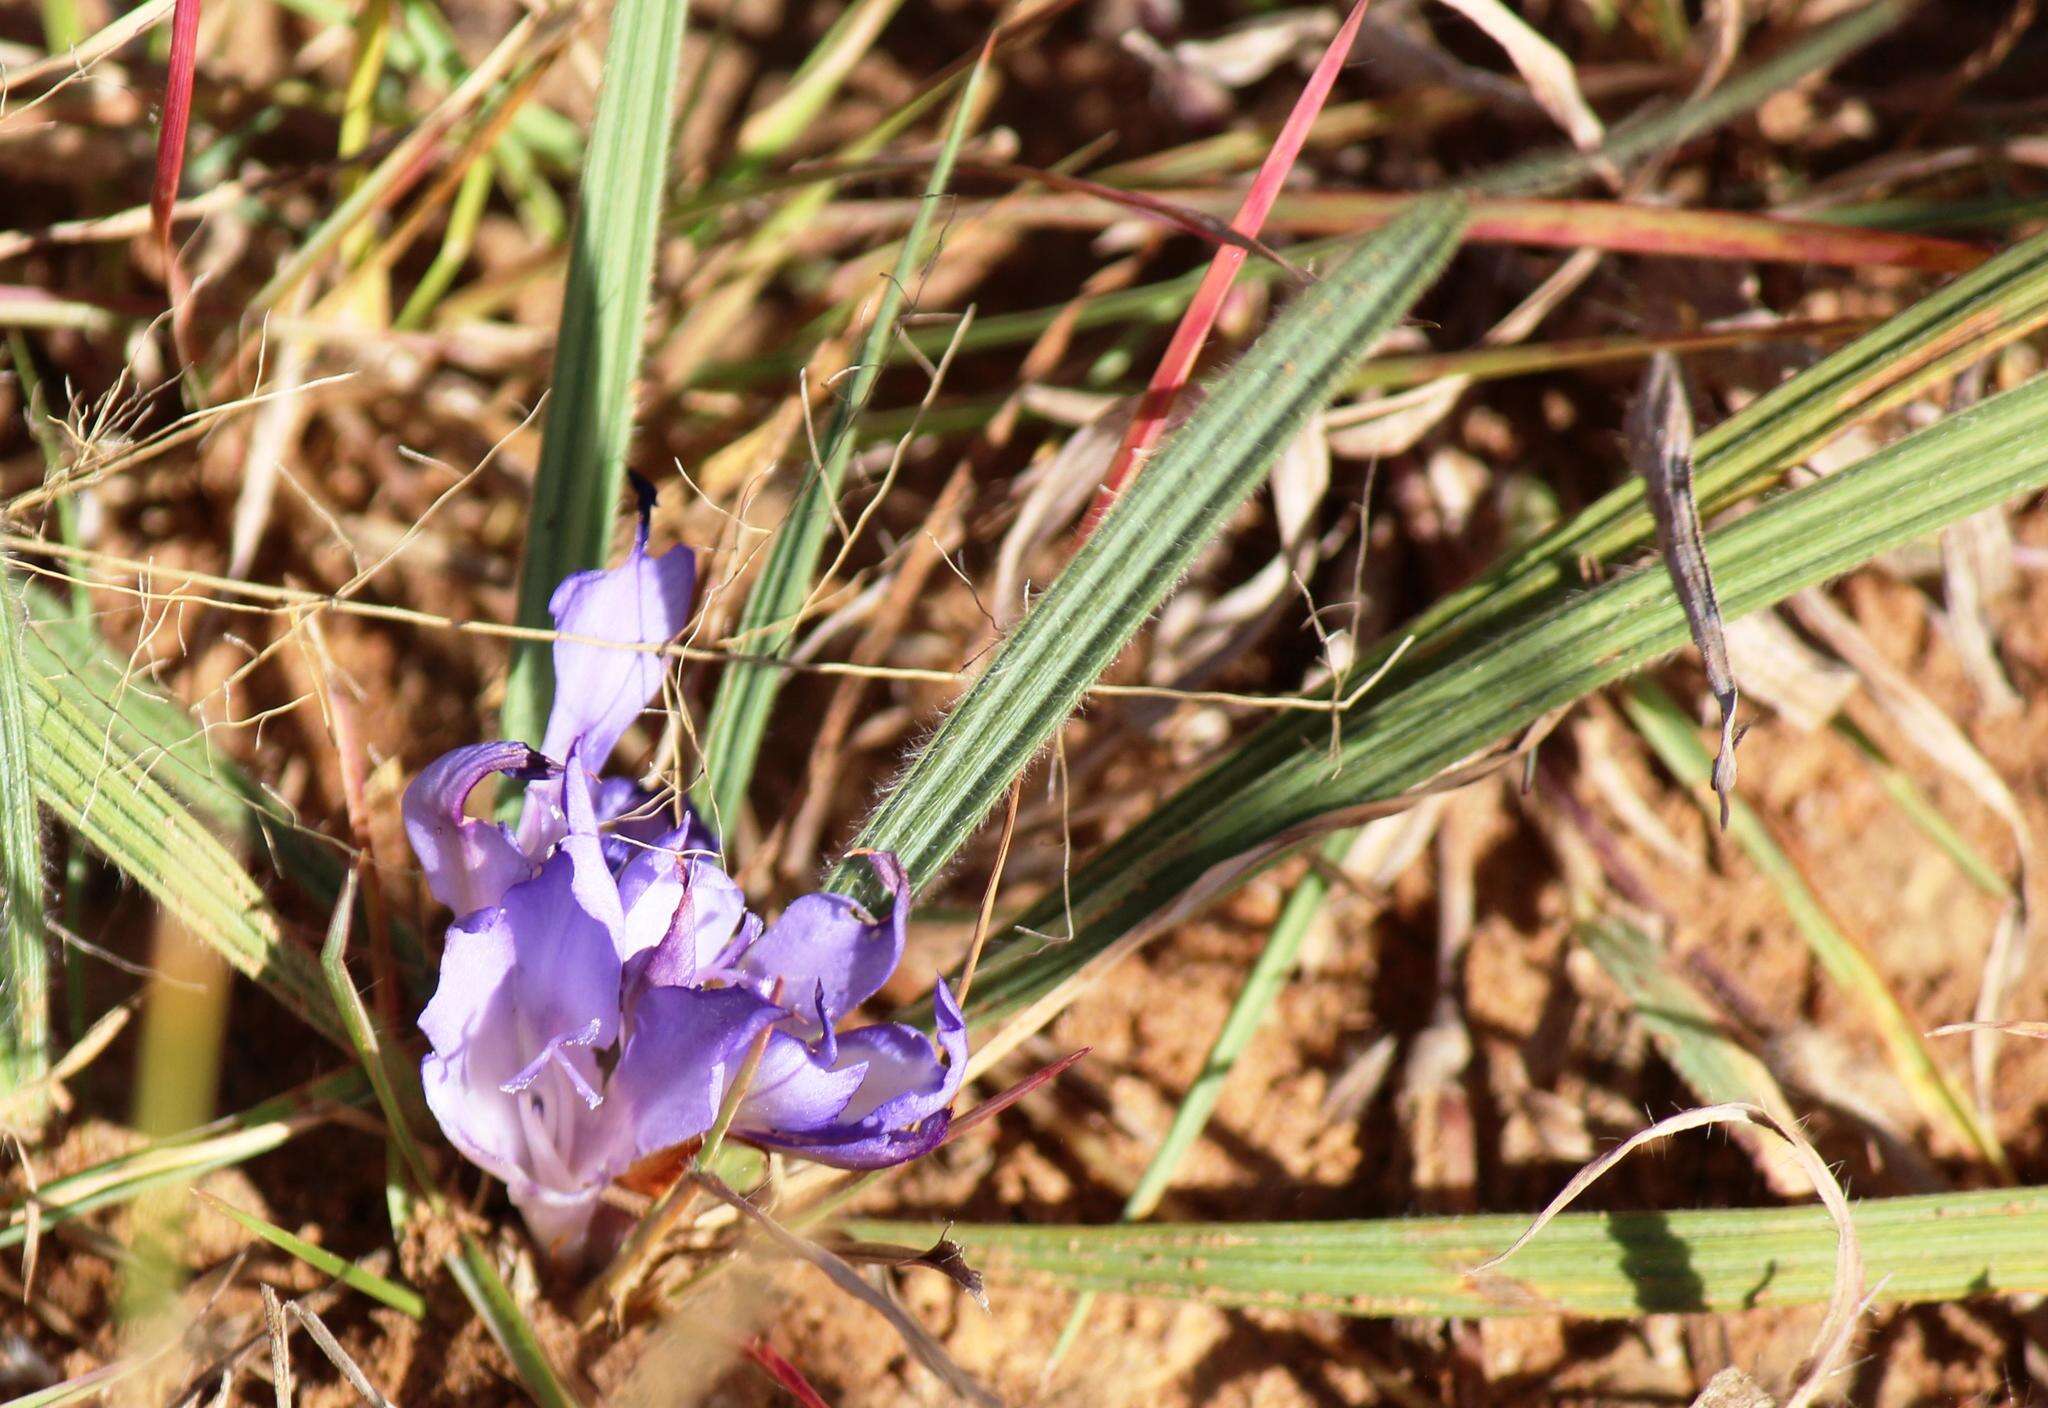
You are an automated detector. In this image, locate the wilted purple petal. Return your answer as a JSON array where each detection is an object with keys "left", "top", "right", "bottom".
[
  {"left": 403, "top": 741, "right": 553, "bottom": 914},
  {"left": 609, "top": 984, "right": 782, "bottom": 1159},
  {"left": 539, "top": 534, "right": 696, "bottom": 773},
  {"left": 734, "top": 852, "right": 909, "bottom": 1025},
  {"left": 738, "top": 981, "right": 968, "bottom": 1169}
]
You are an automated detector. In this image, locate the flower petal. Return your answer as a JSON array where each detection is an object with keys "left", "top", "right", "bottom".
[
  {"left": 418, "top": 912, "right": 528, "bottom": 1188},
  {"left": 538, "top": 532, "right": 696, "bottom": 773},
  {"left": 738, "top": 981, "right": 968, "bottom": 1169},
  {"left": 737, "top": 1029, "right": 868, "bottom": 1134},
  {"left": 624, "top": 857, "right": 757, "bottom": 990},
  {"left": 734, "top": 852, "right": 908, "bottom": 1023},
  {"left": 609, "top": 985, "right": 782, "bottom": 1159},
  {"left": 402, "top": 741, "right": 553, "bottom": 914},
  {"left": 502, "top": 844, "right": 625, "bottom": 1053}
]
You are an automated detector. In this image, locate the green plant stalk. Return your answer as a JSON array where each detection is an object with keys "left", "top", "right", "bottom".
[
  {"left": 1621, "top": 680, "right": 2003, "bottom": 1170},
  {"left": 1833, "top": 716, "right": 2011, "bottom": 900},
  {"left": 1580, "top": 916, "right": 1793, "bottom": 1116},
  {"left": 499, "top": 0, "right": 691, "bottom": 760},
  {"left": 447, "top": 1233, "right": 584, "bottom": 1408},
  {"left": 195, "top": 1190, "right": 425, "bottom": 1317},
  {"left": 396, "top": 150, "right": 495, "bottom": 329},
  {"left": 0, "top": 567, "right": 49, "bottom": 1104},
  {"left": 693, "top": 45, "right": 996, "bottom": 834},
  {"left": 960, "top": 372, "right": 2048, "bottom": 1031},
  {"left": 830, "top": 198, "right": 1468, "bottom": 902},
  {"left": 849, "top": 1184, "right": 2048, "bottom": 1319},
  {"left": 1052, "top": 828, "right": 1354, "bottom": 1366}
]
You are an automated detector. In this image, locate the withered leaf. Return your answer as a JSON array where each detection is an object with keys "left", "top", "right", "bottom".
[{"left": 1630, "top": 351, "right": 1740, "bottom": 828}]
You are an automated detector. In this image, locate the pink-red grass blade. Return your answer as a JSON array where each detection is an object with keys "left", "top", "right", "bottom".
[
  {"left": 149, "top": 0, "right": 201, "bottom": 360},
  {"left": 742, "top": 1338, "right": 836, "bottom": 1408},
  {"left": 1080, "top": 0, "right": 1372, "bottom": 533},
  {"left": 944, "top": 1046, "right": 1091, "bottom": 1144}
]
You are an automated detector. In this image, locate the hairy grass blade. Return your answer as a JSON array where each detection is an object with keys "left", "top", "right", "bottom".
[
  {"left": 694, "top": 42, "right": 996, "bottom": 834},
  {"left": 962, "top": 373, "right": 2048, "bottom": 1035},
  {"left": 19, "top": 623, "right": 346, "bottom": 1046},
  {"left": 18, "top": 587, "right": 426, "bottom": 991},
  {"left": 832, "top": 197, "right": 1467, "bottom": 900}
]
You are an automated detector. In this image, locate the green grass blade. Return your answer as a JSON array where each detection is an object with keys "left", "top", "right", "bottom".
[
  {"left": 848, "top": 1184, "right": 2048, "bottom": 1319},
  {"left": 1052, "top": 828, "right": 1355, "bottom": 1365},
  {"left": 499, "top": 0, "right": 691, "bottom": 757},
  {"left": 1131, "top": 828, "right": 1353, "bottom": 1219},
  {"left": 1833, "top": 716, "right": 2012, "bottom": 901},
  {"left": 1579, "top": 917, "right": 1792, "bottom": 1116},
  {"left": 194, "top": 1189, "right": 426, "bottom": 1318},
  {"left": 0, "top": 568, "right": 49, "bottom": 1104},
  {"left": 1620, "top": 681, "right": 2001, "bottom": 1169},
  {"left": 693, "top": 46, "right": 996, "bottom": 834},
  {"left": 830, "top": 197, "right": 1468, "bottom": 900},
  {"left": 1472, "top": 0, "right": 1912, "bottom": 197},
  {"left": 945, "top": 224, "right": 2048, "bottom": 1019},
  {"left": 17, "top": 587, "right": 425, "bottom": 992},
  {"left": 1409, "top": 226, "right": 2048, "bottom": 680},
  {"left": 19, "top": 630, "right": 346, "bottom": 1047},
  {"left": 446, "top": 1232, "right": 583, "bottom": 1408},
  {"left": 729, "top": 0, "right": 906, "bottom": 171},
  {"left": 319, "top": 873, "right": 440, "bottom": 1197},
  {"left": 0, "top": 1068, "right": 369, "bottom": 1251},
  {"left": 963, "top": 372, "right": 2048, "bottom": 1028}
]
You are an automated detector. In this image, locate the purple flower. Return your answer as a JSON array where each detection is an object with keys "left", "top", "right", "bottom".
[{"left": 404, "top": 515, "right": 967, "bottom": 1261}]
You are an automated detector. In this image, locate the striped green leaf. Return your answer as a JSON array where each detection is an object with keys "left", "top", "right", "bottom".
[
  {"left": 962, "top": 368, "right": 2048, "bottom": 1023},
  {"left": 694, "top": 46, "right": 994, "bottom": 833},
  {"left": 19, "top": 623, "right": 345, "bottom": 1046},
  {"left": 830, "top": 196, "right": 1469, "bottom": 900},
  {"left": 849, "top": 1184, "right": 2048, "bottom": 1319},
  {"left": 18, "top": 589, "right": 425, "bottom": 994},
  {"left": 500, "top": 0, "right": 691, "bottom": 756},
  {"left": 0, "top": 567, "right": 48, "bottom": 1101}
]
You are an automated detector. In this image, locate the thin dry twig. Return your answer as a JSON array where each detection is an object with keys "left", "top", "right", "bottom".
[
  {"left": 1470, "top": 1102, "right": 1868, "bottom": 1408},
  {"left": 692, "top": 1172, "right": 1003, "bottom": 1407}
]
